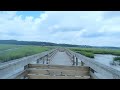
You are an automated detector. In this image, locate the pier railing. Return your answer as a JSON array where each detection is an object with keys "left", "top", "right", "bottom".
[
  {"left": 0, "top": 48, "right": 58, "bottom": 79},
  {"left": 65, "top": 48, "right": 120, "bottom": 79}
]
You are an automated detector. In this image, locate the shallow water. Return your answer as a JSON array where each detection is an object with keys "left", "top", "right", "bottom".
[{"left": 94, "top": 54, "right": 120, "bottom": 71}]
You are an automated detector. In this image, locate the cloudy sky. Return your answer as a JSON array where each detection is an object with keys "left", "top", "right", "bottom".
[{"left": 0, "top": 11, "right": 120, "bottom": 47}]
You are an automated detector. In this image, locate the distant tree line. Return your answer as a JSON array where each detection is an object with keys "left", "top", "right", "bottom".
[
  {"left": 0, "top": 40, "right": 120, "bottom": 49},
  {"left": 0, "top": 40, "right": 92, "bottom": 47}
]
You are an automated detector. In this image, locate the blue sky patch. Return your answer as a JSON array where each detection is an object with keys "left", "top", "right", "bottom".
[{"left": 16, "top": 11, "right": 44, "bottom": 19}]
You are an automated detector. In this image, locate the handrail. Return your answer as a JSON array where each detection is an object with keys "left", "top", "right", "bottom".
[
  {"left": 0, "top": 48, "right": 58, "bottom": 79},
  {"left": 65, "top": 48, "right": 120, "bottom": 79}
]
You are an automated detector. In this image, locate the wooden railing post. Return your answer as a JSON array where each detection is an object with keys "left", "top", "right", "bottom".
[
  {"left": 24, "top": 64, "right": 28, "bottom": 70},
  {"left": 76, "top": 57, "right": 78, "bottom": 66},
  {"left": 81, "top": 61, "right": 84, "bottom": 66},
  {"left": 37, "top": 59, "right": 39, "bottom": 63},
  {"left": 72, "top": 59, "right": 75, "bottom": 66},
  {"left": 46, "top": 54, "right": 49, "bottom": 64},
  {"left": 72, "top": 55, "right": 75, "bottom": 66},
  {"left": 42, "top": 57, "right": 45, "bottom": 64},
  {"left": 23, "top": 64, "right": 29, "bottom": 79}
]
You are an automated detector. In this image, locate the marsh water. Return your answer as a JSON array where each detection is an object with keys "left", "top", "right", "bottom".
[{"left": 94, "top": 54, "right": 120, "bottom": 71}]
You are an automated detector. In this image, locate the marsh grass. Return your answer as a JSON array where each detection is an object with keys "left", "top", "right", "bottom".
[
  {"left": 0, "top": 44, "right": 20, "bottom": 51},
  {"left": 114, "top": 57, "right": 120, "bottom": 61},
  {"left": 76, "top": 51, "right": 94, "bottom": 58},
  {"left": 0, "top": 46, "right": 50, "bottom": 62},
  {"left": 71, "top": 48, "right": 120, "bottom": 58}
]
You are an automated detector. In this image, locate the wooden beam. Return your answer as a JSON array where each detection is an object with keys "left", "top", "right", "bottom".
[
  {"left": 27, "top": 68, "right": 89, "bottom": 76},
  {"left": 28, "top": 65, "right": 89, "bottom": 70},
  {"left": 28, "top": 64, "right": 90, "bottom": 71},
  {"left": 27, "top": 74, "right": 90, "bottom": 79},
  {"left": 14, "top": 70, "right": 28, "bottom": 79}
]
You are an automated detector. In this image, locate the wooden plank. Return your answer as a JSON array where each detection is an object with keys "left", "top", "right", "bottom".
[
  {"left": 14, "top": 70, "right": 28, "bottom": 79},
  {"left": 27, "top": 69, "right": 89, "bottom": 76},
  {"left": 28, "top": 64, "right": 90, "bottom": 71},
  {"left": 27, "top": 74, "right": 90, "bottom": 79}
]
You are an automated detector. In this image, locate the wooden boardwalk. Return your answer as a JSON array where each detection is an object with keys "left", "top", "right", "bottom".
[
  {"left": 21, "top": 64, "right": 90, "bottom": 79},
  {"left": 1, "top": 48, "right": 120, "bottom": 79},
  {"left": 50, "top": 51, "right": 72, "bottom": 66}
]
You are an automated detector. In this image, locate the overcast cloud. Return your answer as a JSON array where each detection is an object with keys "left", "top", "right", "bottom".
[{"left": 0, "top": 11, "right": 120, "bottom": 47}]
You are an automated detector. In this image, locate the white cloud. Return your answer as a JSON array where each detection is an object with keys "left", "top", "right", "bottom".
[{"left": 0, "top": 11, "right": 120, "bottom": 47}]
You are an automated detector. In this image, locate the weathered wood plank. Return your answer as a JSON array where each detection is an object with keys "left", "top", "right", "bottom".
[
  {"left": 27, "top": 68, "right": 89, "bottom": 76},
  {"left": 27, "top": 74, "right": 90, "bottom": 79},
  {"left": 28, "top": 64, "right": 89, "bottom": 71},
  {"left": 15, "top": 70, "right": 28, "bottom": 79}
]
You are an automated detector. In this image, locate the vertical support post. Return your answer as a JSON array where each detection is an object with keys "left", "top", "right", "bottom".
[
  {"left": 24, "top": 64, "right": 28, "bottom": 70},
  {"left": 81, "top": 61, "right": 84, "bottom": 66},
  {"left": 46, "top": 54, "right": 49, "bottom": 64},
  {"left": 37, "top": 59, "right": 39, "bottom": 64},
  {"left": 24, "top": 64, "right": 29, "bottom": 79},
  {"left": 72, "top": 59, "right": 75, "bottom": 66},
  {"left": 76, "top": 57, "right": 78, "bottom": 66},
  {"left": 72, "top": 55, "right": 75, "bottom": 66},
  {"left": 43, "top": 57, "right": 45, "bottom": 64}
]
